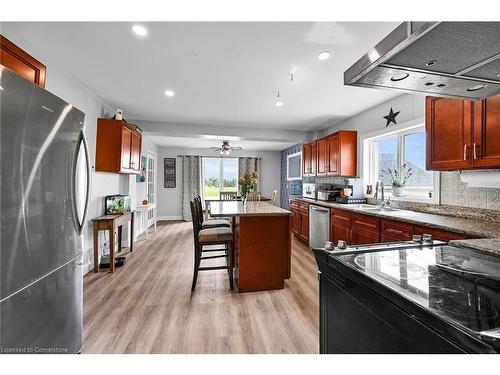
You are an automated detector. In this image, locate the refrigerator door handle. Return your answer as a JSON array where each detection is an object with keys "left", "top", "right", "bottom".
[{"left": 72, "top": 130, "right": 91, "bottom": 235}]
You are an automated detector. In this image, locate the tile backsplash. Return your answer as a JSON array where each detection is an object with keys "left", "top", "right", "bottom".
[{"left": 440, "top": 171, "right": 500, "bottom": 210}]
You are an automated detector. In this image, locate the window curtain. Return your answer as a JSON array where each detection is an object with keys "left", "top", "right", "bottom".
[
  {"left": 182, "top": 155, "right": 201, "bottom": 221},
  {"left": 238, "top": 157, "right": 261, "bottom": 192}
]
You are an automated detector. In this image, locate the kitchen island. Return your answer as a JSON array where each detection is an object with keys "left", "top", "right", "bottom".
[{"left": 209, "top": 201, "right": 291, "bottom": 293}]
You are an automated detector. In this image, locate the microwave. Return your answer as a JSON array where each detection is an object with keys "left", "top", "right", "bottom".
[
  {"left": 302, "top": 183, "right": 316, "bottom": 199},
  {"left": 105, "top": 194, "right": 131, "bottom": 215}
]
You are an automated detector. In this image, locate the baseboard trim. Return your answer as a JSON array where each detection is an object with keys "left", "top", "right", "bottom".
[{"left": 157, "top": 216, "right": 184, "bottom": 221}]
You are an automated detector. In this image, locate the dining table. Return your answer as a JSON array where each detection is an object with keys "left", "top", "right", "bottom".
[{"left": 209, "top": 200, "right": 291, "bottom": 293}]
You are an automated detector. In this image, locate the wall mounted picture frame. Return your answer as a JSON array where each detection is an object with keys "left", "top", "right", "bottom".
[{"left": 164, "top": 157, "right": 176, "bottom": 188}]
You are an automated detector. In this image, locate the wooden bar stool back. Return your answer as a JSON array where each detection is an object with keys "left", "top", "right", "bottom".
[
  {"left": 190, "top": 200, "right": 234, "bottom": 291},
  {"left": 194, "top": 196, "right": 230, "bottom": 229}
]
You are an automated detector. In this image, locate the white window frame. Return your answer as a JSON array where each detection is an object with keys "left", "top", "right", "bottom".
[
  {"left": 286, "top": 151, "right": 302, "bottom": 181},
  {"left": 363, "top": 122, "right": 440, "bottom": 204},
  {"left": 201, "top": 157, "right": 239, "bottom": 200},
  {"left": 146, "top": 151, "right": 157, "bottom": 227}
]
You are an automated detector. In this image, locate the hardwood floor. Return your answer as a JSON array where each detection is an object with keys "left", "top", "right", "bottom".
[{"left": 83, "top": 221, "right": 319, "bottom": 353}]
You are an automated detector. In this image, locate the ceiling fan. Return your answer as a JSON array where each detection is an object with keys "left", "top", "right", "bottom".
[{"left": 211, "top": 140, "right": 242, "bottom": 156}]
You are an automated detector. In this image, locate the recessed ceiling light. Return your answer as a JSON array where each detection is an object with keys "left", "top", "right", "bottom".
[
  {"left": 317, "top": 51, "right": 331, "bottom": 61},
  {"left": 276, "top": 101, "right": 284, "bottom": 107},
  {"left": 164, "top": 90, "right": 175, "bottom": 97},
  {"left": 132, "top": 24, "right": 148, "bottom": 37}
]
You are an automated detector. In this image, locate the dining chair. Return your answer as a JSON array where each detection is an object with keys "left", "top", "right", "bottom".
[
  {"left": 246, "top": 191, "right": 261, "bottom": 201},
  {"left": 220, "top": 191, "right": 237, "bottom": 200},
  {"left": 270, "top": 190, "right": 278, "bottom": 205},
  {"left": 190, "top": 200, "right": 234, "bottom": 291}
]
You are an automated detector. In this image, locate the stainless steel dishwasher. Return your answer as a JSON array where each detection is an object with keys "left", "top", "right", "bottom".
[{"left": 309, "top": 204, "right": 330, "bottom": 249}]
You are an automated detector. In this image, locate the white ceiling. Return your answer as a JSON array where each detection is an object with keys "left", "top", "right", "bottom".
[
  {"left": 151, "top": 136, "right": 295, "bottom": 151},
  {"left": 5, "top": 22, "right": 401, "bottom": 133}
]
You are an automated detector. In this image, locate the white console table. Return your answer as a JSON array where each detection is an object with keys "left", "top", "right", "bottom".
[{"left": 136, "top": 203, "right": 157, "bottom": 239}]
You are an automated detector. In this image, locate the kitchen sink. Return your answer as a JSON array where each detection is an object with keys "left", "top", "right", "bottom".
[{"left": 355, "top": 204, "right": 400, "bottom": 212}]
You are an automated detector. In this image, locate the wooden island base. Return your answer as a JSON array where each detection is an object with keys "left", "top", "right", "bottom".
[
  {"left": 235, "top": 215, "right": 291, "bottom": 293},
  {"left": 209, "top": 201, "right": 292, "bottom": 293}
]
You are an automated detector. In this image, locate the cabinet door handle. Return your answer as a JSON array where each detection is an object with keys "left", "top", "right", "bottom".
[
  {"left": 473, "top": 143, "right": 478, "bottom": 160},
  {"left": 463, "top": 145, "right": 468, "bottom": 160}
]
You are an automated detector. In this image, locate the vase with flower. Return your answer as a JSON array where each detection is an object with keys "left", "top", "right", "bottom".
[
  {"left": 239, "top": 171, "right": 259, "bottom": 205},
  {"left": 381, "top": 163, "right": 413, "bottom": 197}
]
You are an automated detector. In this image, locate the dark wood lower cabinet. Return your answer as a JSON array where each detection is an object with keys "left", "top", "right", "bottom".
[
  {"left": 299, "top": 207, "right": 309, "bottom": 243},
  {"left": 350, "top": 213, "right": 380, "bottom": 245},
  {"left": 290, "top": 199, "right": 309, "bottom": 245},
  {"left": 329, "top": 207, "right": 472, "bottom": 246},
  {"left": 381, "top": 219, "right": 414, "bottom": 242},
  {"left": 414, "top": 225, "right": 467, "bottom": 241},
  {"left": 331, "top": 209, "right": 351, "bottom": 244}
]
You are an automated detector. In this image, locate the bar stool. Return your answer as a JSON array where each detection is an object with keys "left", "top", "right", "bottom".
[
  {"left": 190, "top": 200, "right": 234, "bottom": 291},
  {"left": 194, "top": 196, "right": 231, "bottom": 229}
]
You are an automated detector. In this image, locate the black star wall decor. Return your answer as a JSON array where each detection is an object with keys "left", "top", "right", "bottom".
[{"left": 383, "top": 107, "right": 400, "bottom": 127}]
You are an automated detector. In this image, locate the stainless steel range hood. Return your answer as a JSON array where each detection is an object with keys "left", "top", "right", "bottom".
[{"left": 344, "top": 22, "right": 500, "bottom": 100}]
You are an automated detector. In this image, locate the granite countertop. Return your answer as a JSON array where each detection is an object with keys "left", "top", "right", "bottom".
[
  {"left": 292, "top": 196, "right": 500, "bottom": 239},
  {"left": 449, "top": 238, "right": 500, "bottom": 256},
  {"left": 209, "top": 201, "right": 290, "bottom": 217}
]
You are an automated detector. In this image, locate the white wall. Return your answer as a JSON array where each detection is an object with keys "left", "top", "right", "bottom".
[
  {"left": 1, "top": 25, "right": 160, "bottom": 273},
  {"left": 156, "top": 147, "right": 281, "bottom": 219}
]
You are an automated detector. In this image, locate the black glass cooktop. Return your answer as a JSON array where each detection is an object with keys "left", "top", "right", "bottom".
[{"left": 335, "top": 245, "right": 500, "bottom": 334}]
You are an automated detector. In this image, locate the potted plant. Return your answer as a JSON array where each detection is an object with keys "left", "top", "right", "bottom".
[
  {"left": 382, "top": 163, "right": 413, "bottom": 197},
  {"left": 239, "top": 171, "right": 259, "bottom": 204}
]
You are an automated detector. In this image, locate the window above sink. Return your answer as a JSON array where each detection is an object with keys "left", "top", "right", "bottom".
[{"left": 363, "top": 123, "right": 440, "bottom": 204}]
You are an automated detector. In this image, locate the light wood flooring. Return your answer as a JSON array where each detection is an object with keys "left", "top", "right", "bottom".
[{"left": 83, "top": 221, "right": 319, "bottom": 353}]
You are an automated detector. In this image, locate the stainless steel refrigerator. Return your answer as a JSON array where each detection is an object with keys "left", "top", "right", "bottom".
[{"left": 0, "top": 67, "right": 90, "bottom": 354}]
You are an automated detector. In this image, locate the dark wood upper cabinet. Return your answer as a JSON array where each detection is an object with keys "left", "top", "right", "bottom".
[
  {"left": 426, "top": 95, "right": 500, "bottom": 171},
  {"left": 316, "top": 137, "right": 328, "bottom": 175},
  {"left": 0, "top": 35, "right": 46, "bottom": 88},
  {"left": 426, "top": 96, "right": 473, "bottom": 171},
  {"left": 327, "top": 133, "right": 339, "bottom": 175},
  {"left": 472, "top": 95, "right": 500, "bottom": 168},
  {"left": 302, "top": 140, "right": 317, "bottom": 176},
  {"left": 96, "top": 118, "right": 142, "bottom": 175},
  {"left": 315, "top": 131, "right": 357, "bottom": 177},
  {"left": 332, "top": 130, "right": 357, "bottom": 177}
]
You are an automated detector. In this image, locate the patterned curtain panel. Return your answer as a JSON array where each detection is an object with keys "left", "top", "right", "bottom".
[
  {"left": 238, "top": 157, "right": 261, "bottom": 192},
  {"left": 182, "top": 155, "right": 201, "bottom": 221}
]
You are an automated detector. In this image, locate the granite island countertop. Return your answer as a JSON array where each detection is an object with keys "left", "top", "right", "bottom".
[
  {"left": 209, "top": 201, "right": 291, "bottom": 217},
  {"left": 292, "top": 196, "right": 500, "bottom": 239},
  {"left": 449, "top": 238, "right": 500, "bottom": 256}
]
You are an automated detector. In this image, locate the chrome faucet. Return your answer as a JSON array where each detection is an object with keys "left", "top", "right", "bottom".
[{"left": 374, "top": 181, "right": 390, "bottom": 208}]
